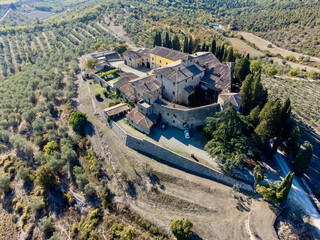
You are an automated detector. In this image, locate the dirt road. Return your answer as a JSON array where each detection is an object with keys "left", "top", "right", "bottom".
[
  {"left": 227, "top": 35, "right": 320, "bottom": 72},
  {"left": 239, "top": 32, "right": 320, "bottom": 65}
]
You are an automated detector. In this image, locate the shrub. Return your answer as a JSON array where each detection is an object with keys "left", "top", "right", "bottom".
[
  {"left": 265, "top": 66, "right": 278, "bottom": 76},
  {"left": 288, "top": 68, "right": 298, "bottom": 77},
  {"left": 28, "top": 196, "right": 45, "bottom": 213},
  {"left": 84, "top": 183, "right": 96, "bottom": 198},
  {"left": 0, "top": 175, "right": 11, "bottom": 194},
  {"left": 38, "top": 216, "right": 54, "bottom": 235},
  {"left": 170, "top": 218, "right": 193, "bottom": 240},
  {"left": 69, "top": 111, "right": 87, "bottom": 132},
  {"left": 44, "top": 141, "right": 59, "bottom": 156},
  {"left": 35, "top": 164, "right": 56, "bottom": 189},
  {"left": 17, "top": 166, "right": 32, "bottom": 183}
]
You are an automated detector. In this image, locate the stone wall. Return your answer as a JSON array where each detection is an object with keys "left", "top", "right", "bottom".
[
  {"left": 93, "top": 74, "right": 108, "bottom": 87},
  {"left": 153, "top": 101, "right": 220, "bottom": 130},
  {"left": 108, "top": 120, "right": 253, "bottom": 192}
]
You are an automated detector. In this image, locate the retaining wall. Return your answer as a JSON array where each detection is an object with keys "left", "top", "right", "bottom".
[
  {"left": 93, "top": 74, "right": 109, "bottom": 87},
  {"left": 108, "top": 120, "right": 253, "bottom": 192}
]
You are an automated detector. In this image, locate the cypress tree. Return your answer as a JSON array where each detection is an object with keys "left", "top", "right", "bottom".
[
  {"left": 269, "top": 133, "right": 282, "bottom": 158},
  {"left": 294, "top": 142, "right": 313, "bottom": 175},
  {"left": 285, "top": 126, "right": 301, "bottom": 158},
  {"left": 253, "top": 165, "right": 264, "bottom": 190},
  {"left": 251, "top": 72, "right": 268, "bottom": 108},
  {"left": 165, "top": 32, "right": 171, "bottom": 48},
  {"left": 260, "top": 99, "right": 282, "bottom": 139},
  {"left": 215, "top": 46, "right": 221, "bottom": 60},
  {"left": 234, "top": 57, "right": 251, "bottom": 83},
  {"left": 280, "top": 98, "right": 291, "bottom": 123},
  {"left": 211, "top": 39, "right": 216, "bottom": 55},
  {"left": 240, "top": 74, "right": 254, "bottom": 113},
  {"left": 222, "top": 49, "right": 228, "bottom": 62},
  {"left": 276, "top": 172, "right": 294, "bottom": 203},
  {"left": 188, "top": 36, "right": 193, "bottom": 54},
  {"left": 249, "top": 106, "right": 260, "bottom": 129},
  {"left": 226, "top": 48, "right": 234, "bottom": 62},
  {"left": 201, "top": 42, "right": 206, "bottom": 51},
  {"left": 220, "top": 44, "right": 225, "bottom": 62},
  {"left": 153, "top": 32, "right": 158, "bottom": 47},
  {"left": 183, "top": 36, "right": 188, "bottom": 53},
  {"left": 195, "top": 44, "right": 201, "bottom": 52},
  {"left": 282, "top": 118, "right": 293, "bottom": 141},
  {"left": 158, "top": 32, "right": 162, "bottom": 46},
  {"left": 172, "top": 35, "right": 181, "bottom": 50}
]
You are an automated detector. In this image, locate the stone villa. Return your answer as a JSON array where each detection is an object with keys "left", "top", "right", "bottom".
[{"left": 113, "top": 46, "right": 241, "bottom": 134}]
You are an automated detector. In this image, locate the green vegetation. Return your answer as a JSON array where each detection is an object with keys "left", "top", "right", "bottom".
[
  {"left": 69, "top": 111, "right": 87, "bottom": 133},
  {"left": 170, "top": 218, "right": 193, "bottom": 240},
  {"left": 294, "top": 142, "right": 313, "bottom": 175},
  {"left": 204, "top": 107, "right": 258, "bottom": 171},
  {"left": 256, "top": 172, "right": 294, "bottom": 203},
  {"left": 253, "top": 165, "right": 264, "bottom": 189}
]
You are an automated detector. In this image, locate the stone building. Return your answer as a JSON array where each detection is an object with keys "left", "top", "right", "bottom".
[
  {"left": 123, "top": 48, "right": 151, "bottom": 68},
  {"left": 119, "top": 47, "right": 240, "bottom": 132},
  {"left": 154, "top": 57, "right": 205, "bottom": 105},
  {"left": 150, "top": 46, "right": 188, "bottom": 68}
]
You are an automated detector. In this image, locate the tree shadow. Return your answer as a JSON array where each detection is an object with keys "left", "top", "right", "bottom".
[
  {"left": 85, "top": 121, "right": 95, "bottom": 137},
  {"left": 126, "top": 181, "right": 137, "bottom": 198},
  {"left": 190, "top": 232, "right": 204, "bottom": 240}
]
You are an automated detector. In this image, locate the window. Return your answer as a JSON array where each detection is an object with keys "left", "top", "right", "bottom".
[
  {"left": 192, "top": 76, "right": 193, "bottom": 80},
  {"left": 173, "top": 120, "right": 175, "bottom": 124},
  {"left": 173, "top": 91, "right": 175, "bottom": 95},
  {"left": 173, "top": 82, "right": 175, "bottom": 86},
  {"left": 152, "top": 57, "right": 154, "bottom": 60},
  {"left": 160, "top": 60, "right": 162, "bottom": 63},
  {"left": 167, "top": 113, "right": 169, "bottom": 116},
  {"left": 166, "top": 62, "right": 168, "bottom": 65},
  {"left": 185, "top": 79, "right": 187, "bottom": 83},
  {"left": 173, "top": 114, "right": 176, "bottom": 118}
]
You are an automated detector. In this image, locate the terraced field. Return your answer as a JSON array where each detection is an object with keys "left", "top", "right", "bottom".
[
  {"left": 0, "top": 21, "right": 117, "bottom": 77},
  {"left": 261, "top": 75, "right": 320, "bottom": 133}
]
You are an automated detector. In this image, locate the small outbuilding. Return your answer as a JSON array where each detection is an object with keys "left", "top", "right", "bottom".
[{"left": 104, "top": 103, "right": 130, "bottom": 120}]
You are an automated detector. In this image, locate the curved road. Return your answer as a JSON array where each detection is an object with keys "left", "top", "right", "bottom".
[{"left": 274, "top": 151, "right": 320, "bottom": 236}]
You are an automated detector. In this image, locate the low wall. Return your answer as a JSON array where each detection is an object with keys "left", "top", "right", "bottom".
[
  {"left": 93, "top": 74, "right": 109, "bottom": 87},
  {"left": 108, "top": 120, "right": 253, "bottom": 192}
]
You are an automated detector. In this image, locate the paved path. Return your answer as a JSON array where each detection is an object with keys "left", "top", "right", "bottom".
[
  {"left": 110, "top": 60, "right": 151, "bottom": 77},
  {"left": 274, "top": 151, "right": 320, "bottom": 237},
  {"left": 249, "top": 201, "right": 280, "bottom": 240}
]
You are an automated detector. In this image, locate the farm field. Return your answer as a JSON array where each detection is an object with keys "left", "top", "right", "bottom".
[
  {"left": 0, "top": 21, "right": 119, "bottom": 77},
  {"left": 0, "top": 0, "right": 17, "bottom": 4}
]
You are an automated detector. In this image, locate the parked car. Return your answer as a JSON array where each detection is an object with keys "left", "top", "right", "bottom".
[
  {"left": 184, "top": 130, "right": 190, "bottom": 139},
  {"left": 161, "top": 123, "right": 166, "bottom": 130}
]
